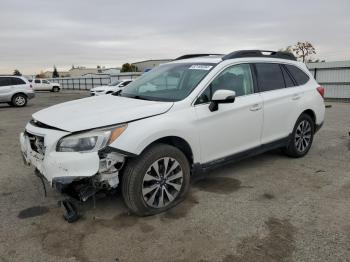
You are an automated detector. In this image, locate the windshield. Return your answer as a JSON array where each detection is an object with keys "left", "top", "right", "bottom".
[
  {"left": 119, "top": 63, "right": 215, "bottom": 101},
  {"left": 109, "top": 80, "right": 122, "bottom": 86}
]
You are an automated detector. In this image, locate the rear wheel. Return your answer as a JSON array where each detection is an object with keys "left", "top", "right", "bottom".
[
  {"left": 122, "top": 144, "right": 190, "bottom": 216},
  {"left": 12, "top": 94, "right": 27, "bottom": 107},
  {"left": 283, "top": 114, "right": 314, "bottom": 157}
]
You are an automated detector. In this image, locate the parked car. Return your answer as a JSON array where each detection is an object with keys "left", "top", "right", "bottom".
[
  {"left": 29, "top": 79, "right": 60, "bottom": 92},
  {"left": 90, "top": 79, "right": 133, "bottom": 96},
  {"left": 20, "top": 50, "right": 325, "bottom": 221},
  {"left": 0, "top": 76, "right": 35, "bottom": 107}
]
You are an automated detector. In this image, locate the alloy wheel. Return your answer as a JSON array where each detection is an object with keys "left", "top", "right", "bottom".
[
  {"left": 15, "top": 96, "right": 26, "bottom": 106},
  {"left": 142, "top": 157, "right": 183, "bottom": 208},
  {"left": 294, "top": 120, "right": 312, "bottom": 152}
]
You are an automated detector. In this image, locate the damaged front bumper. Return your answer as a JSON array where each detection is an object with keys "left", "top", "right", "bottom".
[{"left": 20, "top": 123, "right": 126, "bottom": 201}]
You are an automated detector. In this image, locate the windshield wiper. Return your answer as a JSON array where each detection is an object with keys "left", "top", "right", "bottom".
[
  {"left": 113, "top": 92, "right": 151, "bottom": 100},
  {"left": 129, "top": 95, "right": 151, "bottom": 101}
]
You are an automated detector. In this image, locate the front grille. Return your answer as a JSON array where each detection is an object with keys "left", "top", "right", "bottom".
[{"left": 25, "top": 131, "right": 45, "bottom": 155}]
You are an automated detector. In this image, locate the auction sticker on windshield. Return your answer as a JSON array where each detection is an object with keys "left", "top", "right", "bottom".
[{"left": 189, "top": 65, "right": 213, "bottom": 70}]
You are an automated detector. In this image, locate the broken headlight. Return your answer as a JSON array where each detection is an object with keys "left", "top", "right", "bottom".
[{"left": 56, "top": 124, "right": 127, "bottom": 153}]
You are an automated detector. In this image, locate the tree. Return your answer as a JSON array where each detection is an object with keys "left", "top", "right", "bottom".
[
  {"left": 52, "top": 66, "right": 59, "bottom": 78},
  {"left": 279, "top": 45, "right": 293, "bottom": 55},
  {"left": 13, "top": 69, "right": 22, "bottom": 76},
  {"left": 121, "top": 63, "right": 138, "bottom": 72},
  {"left": 35, "top": 71, "right": 46, "bottom": 78},
  {"left": 292, "top": 41, "right": 316, "bottom": 63}
]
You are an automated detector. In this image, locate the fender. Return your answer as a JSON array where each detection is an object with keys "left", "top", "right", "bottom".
[{"left": 109, "top": 107, "right": 202, "bottom": 163}]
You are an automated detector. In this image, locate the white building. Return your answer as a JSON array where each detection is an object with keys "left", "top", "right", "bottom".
[{"left": 132, "top": 59, "right": 172, "bottom": 72}]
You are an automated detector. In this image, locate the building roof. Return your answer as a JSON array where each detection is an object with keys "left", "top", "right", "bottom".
[
  {"left": 307, "top": 60, "right": 350, "bottom": 69},
  {"left": 132, "top": 59, "right": 173, "bottom": 65}
]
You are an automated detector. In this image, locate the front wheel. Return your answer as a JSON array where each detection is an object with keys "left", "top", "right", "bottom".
[
  {"left": 283, "top": 114, "right": 315, "bottom": 158},
  {"left": 122, "top": 144, "right": 190, "bottom": 216},
  {"left": 52, "top": 87, "right": 60, "bottom": 92}
]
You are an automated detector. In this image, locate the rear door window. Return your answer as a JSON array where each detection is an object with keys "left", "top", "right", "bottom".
[
  {"left": 285, "top": 65, "right": 310, "bottom": 85},
  {"left": 34, "top": 79, "right": 41, "bottom": 83},
  {"left": 255, "top": 63, "right": 285, "bottom": 92},
  {"left": 0, "top": 77, "right": 12, "bottom": 87}
]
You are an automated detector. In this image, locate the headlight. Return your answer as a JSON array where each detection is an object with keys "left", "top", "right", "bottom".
[{"left": 56, "top": 124, "right": 127, "bottom": 152}]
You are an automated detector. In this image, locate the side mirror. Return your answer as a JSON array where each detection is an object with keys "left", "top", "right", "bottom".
[{"left": 209, "top": 90, "right": 236, "bottom": 112}]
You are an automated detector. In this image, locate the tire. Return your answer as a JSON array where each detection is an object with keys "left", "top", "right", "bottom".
[
  {"left": 122, "top": 144, "right": 190, "bottom": 216},
  {"left": 52, "top": 87, "right": 60, "bottom": 92},
  {"left": 11, "top": 94, "right": 27, "bottom": 107},
  {"left": 283, "top": 114, "right": 315, "bottom": 158}
]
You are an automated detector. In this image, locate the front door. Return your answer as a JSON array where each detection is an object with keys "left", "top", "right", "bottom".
[{"left": 194, "top": 63, "right": 263, "bottom": 164}]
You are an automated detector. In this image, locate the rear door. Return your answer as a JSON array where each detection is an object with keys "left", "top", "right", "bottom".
[
  {"left": 0, "top": 77, "right": 12, "bottom": 102},
  {"left": 255, "top": 63, "right": 301, "bottom": 144}
]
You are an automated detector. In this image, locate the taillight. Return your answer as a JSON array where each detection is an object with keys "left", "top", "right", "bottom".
[{"left": 317, "top": 86, "right": 324, "bottom": 98}]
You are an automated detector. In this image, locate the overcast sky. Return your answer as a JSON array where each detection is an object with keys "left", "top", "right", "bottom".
[{"left": 0, "top": 0, "right": 349, "bottom": 75}]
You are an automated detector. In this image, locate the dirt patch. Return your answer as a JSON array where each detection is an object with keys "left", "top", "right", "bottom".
[
  {"left": 18, "top": 206, "right": 49, "bottom": 219},
  {"left": 139, "top": 223, "right": 155, "bottom": 233},
  {"left": 95, "top": 212, "right": 140, "bottom": 230},
  {"left": 262, "top": 193, "right": 275, "bottom": 200},
  {"left": 194, "top": 177, "right": 242, "bottom": 194},
  {"left": 1, "top": 192, "right": 13, "bottom": 197},
  {"left": 40, "top": 228, "right": 87, "bottom": 262},
  {"left": 161, "top": 192, "right": 199, "bottom": 220},
  {"left": 222, "top": 217, "right": 296, "bottom": 262},
  {"left": 337, "top": 182, "right": 350, "bottom": 199}
]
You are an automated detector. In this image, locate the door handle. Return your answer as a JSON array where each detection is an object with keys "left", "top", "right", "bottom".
[
  {"left": 292, "top": 94, "right": 301, "bottom": 100},
  {"left": 249, "top": 104, "right": 262, "bottom": 111}
]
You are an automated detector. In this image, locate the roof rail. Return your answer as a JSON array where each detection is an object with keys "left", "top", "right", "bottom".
[
  {"left": 174, "top": 54, "right": 223, "bottom": 61},
  {"left": 222, "top": 50, "right": 296, "bottom": 61}
]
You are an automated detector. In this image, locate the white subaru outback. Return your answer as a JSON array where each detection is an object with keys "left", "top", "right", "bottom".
[{"left": 20, "top": 50, "right": 325, "bottom": 219}]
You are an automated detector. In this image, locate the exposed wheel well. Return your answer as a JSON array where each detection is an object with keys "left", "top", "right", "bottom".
[
  {"left": 145, "top": 136, "right": 193, "bottom": 164},
  {"left": 301, "top": 109, "right": 316, "bottom": 126}
]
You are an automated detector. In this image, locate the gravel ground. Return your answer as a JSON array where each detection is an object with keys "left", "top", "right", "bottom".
[{"left": 0, "top": 91, "right": 349, "bottom": 262}]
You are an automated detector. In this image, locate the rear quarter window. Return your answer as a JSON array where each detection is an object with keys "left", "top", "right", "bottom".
[
  {"left": 11, "top": 77, "right": 26, "bottom": 85},
  {"left": 285, "top": 65, "right": 310, "bottom": 86}
]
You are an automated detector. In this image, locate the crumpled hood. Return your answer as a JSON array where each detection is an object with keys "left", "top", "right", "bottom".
[{"left": 32, "top": 95, "right": 173, "bottom": 132}]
